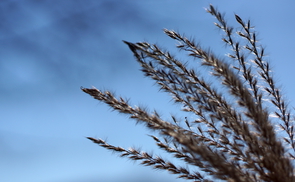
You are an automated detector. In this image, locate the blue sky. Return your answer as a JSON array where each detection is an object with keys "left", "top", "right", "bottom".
[{"left": 1, "top": 1, "right": 295, "bottom": 182}]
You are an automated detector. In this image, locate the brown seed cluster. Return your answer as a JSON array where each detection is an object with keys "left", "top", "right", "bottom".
[{"left": 82, "top": 5, "right": 295, "bottom": 182}]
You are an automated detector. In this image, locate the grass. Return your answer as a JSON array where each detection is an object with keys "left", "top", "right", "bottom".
[{"left": 81, "top": 4, "right": 295, "bottom": 182}]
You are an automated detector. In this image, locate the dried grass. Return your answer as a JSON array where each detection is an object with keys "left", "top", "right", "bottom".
[{"left": 81, "top": 5, "right": 295, "bottom": 182}]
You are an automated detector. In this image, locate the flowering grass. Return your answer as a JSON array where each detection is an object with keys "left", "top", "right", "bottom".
[{"left": 82, "top": 5, "right": 295, "bottom": 182}]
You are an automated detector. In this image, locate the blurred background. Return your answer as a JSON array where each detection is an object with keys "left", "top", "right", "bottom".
[{"left": 1, "top": 0, "right": 295, "bottom": 181}]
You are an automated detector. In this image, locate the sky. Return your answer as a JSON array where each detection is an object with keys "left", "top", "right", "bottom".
[{"left": 1, "top": 0, "right": 295, "bottom": 182}]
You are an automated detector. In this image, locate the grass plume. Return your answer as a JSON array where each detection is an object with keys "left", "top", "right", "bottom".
[{"left": 82, "top": 5, "right": 295, "bottom": 182}]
